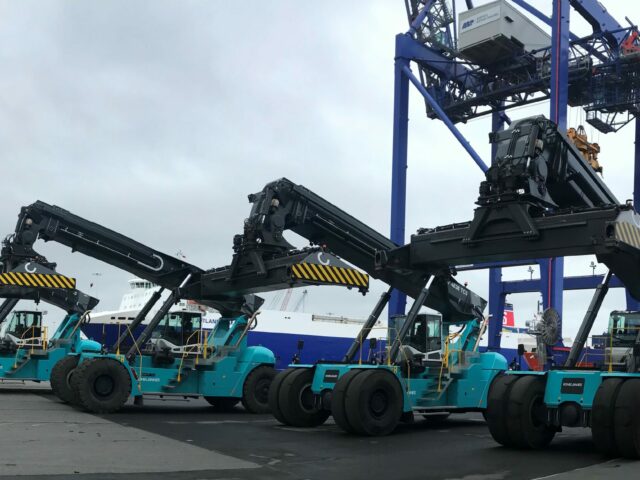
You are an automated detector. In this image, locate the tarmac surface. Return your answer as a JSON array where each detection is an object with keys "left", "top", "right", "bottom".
[{"left": 1, "top": 382, "right": 638, "bottom": 480}]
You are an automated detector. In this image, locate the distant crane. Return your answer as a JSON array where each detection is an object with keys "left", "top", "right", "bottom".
[
  {"left": 280, "top": 288, "right": 293, "bottom": 311},
  {"left": 293, "top": 289, "right": 308, "bottom": 313}
]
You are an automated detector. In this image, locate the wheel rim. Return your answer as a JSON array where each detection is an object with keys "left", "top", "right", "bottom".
[
  {"left": 65, "top": 369, "right": 75, "bottom": 388},
  {"left": 254, "top": 377, "right": 270, "bottom": 405},
  {"left": 529, "top": 394, "right": 546, "bottom": 428},
  {"left": 369, "top": 389, "right": 389, "bottom": 418},
  {"left": 93, "top": 374, "right": 115, "bottom": 398},
  {"left": 298, "top": 383, "right": 316, "bottom": 413}
]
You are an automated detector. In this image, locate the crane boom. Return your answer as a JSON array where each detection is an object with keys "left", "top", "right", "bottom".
[
  {"left": 1, "top": 201, "right": 252, "bottom": 316},
  {"left": 5, "top": 201, "right": 199, "bottom": 289},
  {"left": 376, "top": 116, "right": 640, "bottom": 302},
  {"left": 202, "top": 178, "right": 487, "bottom": 323},
  {"left": 2, "top": 199, "right": 374, "bottom": 319}
]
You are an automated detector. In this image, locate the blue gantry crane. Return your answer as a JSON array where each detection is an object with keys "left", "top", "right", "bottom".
[{"left": 390, "top": 0, "right": 640, "bottom": 357}]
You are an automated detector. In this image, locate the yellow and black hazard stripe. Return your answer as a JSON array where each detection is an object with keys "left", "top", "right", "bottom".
[
  {"left": 0, "top": 272, "right": 76, "bottom": 289},
  {"left": 290, "top": 262, "right": 369, "bottom": 290},
  {"left": 615, "top": 222, "right": 640, "bottom": 249}
]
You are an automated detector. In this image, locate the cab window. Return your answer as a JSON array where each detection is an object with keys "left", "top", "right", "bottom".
[
  {"left": 609, "top": 312, "right": 640, "bottom": 347},
  {"left": 408, "top": 314, "right": 442, "bottom": 353}
]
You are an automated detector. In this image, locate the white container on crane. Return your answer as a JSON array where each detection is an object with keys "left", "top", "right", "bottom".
[{"left": 458, "top": 0, "right": 550, "bottom": 65}]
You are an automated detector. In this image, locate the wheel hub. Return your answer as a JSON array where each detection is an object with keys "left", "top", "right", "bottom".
[
  {"left": 65, "top": 370, "right": 75, "bottom": 388},
  {"left": 93, "top": 374, "right": 115, "bottom": 398},
  {"left": 254, "top": 377, "right": 270, "bottom": 405},
  {"left": 298, "top": 383, "right": 316, "bottom": 413},
  {"left": 530, "top": 395, "right": 547, "bottom": 427},
  {"left": 369, "top": 390, "right": 388, "bottom": 417}
]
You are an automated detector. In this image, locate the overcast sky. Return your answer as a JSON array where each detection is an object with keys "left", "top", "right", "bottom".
[{"left": 0, "top": 0, "right": 636, "bottom": 339}]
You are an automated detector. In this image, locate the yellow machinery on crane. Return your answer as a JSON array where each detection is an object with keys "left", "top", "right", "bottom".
[{"left": 567, "top": 125, "right": 602, "bottom": 174}]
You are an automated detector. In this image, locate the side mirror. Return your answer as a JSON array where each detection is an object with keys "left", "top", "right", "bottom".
[
  {"left": 297, "top": 340, "right": 305, "bottom": 351},
  {"left": 369, "top": 338, "right": 378, "bottom": 349},
  {"left": 517, "top": 344, "right": 525, "bottom": 356}
]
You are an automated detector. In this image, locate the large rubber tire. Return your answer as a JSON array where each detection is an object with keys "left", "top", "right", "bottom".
[
  {"left": 50, "top": 355, "right": 79, "bottom": 404},
  {"left": 71, "top": 358, "right": 131, "bottom": 414},
  {"left": 613, "top": 379, "right": 640, "bottom": 459},
  {"left": 591, "top": 377, "right": 624, "bottom": 457},
  {"left": 278, "top": 368, "right": 330, "bottom": 427},
  {"left": 204, "top": 396, "right": 240, "bottom": 412},
  {"left": 241, "top": 365, "right": 276, "bottom": 414},
  {"left": 331, "top": 369, "right": 365, "bottom": 434},
  {"left": 268, "top": 368, "right": 297, "bottom": 425},
  {"left": 486, "top": 374, "right": 520, "bottom": 447},
  {"left": 506, "top": 375, "right": 555, "bottom": 449},
  {"left": 343, "top": 369, "right": 403, "bottom": 436}
]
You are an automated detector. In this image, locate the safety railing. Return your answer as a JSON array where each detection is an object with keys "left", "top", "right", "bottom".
[
  {"left": 12, "top": 325, "right": 49, "bottom": 369},
  {"left": 177, "top": 328, "right": 208, "bottom": 382},
  {"left": 438, "top": 331, "right": 461, "bottom": 392},
  {"left": 175, "top": 312, "right": 263, "bottom": 382},
  {"left": 602, "top": 325, "right": 640, "bottom": 373}
]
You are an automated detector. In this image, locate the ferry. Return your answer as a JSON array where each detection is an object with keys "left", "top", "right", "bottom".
[
  {"left": 81, "top": 279, "right": 386, "bottom": 369},
  {"left": 80, "top": 279, "right": 541, "bottom": 370}
]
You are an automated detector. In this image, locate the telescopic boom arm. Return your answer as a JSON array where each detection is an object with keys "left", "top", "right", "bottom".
[
  {"left": 1, "top": 201, "right": 252, "bottom": 316},
  {"left": 377, "top": 116, "right": 640, "bottom": 301},
  {"left": 202, "top": 177, "right": 488, "bottom": 323}
]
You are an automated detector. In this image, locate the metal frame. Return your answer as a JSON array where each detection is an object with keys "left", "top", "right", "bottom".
[{"left": 390, "top": 0, "right": 640, "bottom": 349}]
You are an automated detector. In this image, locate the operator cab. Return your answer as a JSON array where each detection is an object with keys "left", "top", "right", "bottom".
[
  {"left": 604, "top": 310, "right": 640, "bottom": 372},
  {"left": 0, "top": 310, "right": 44, "bottom": 352},
  {"left": 393, "top": 313, "right": 443, "bottom": 373},
  {"left": 148, "top": 311, "right": 205, "bottom": 363},
  {"left": 407, "top": 313, "right": 442, "bottom": 355}
]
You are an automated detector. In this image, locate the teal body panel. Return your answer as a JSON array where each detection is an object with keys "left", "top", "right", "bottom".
[
  {"left": 542, "top": 371, "right": 602, "bottom": 408},
  {"left": 75, "top": 315, "right": 276, "bottom": 399},
  {"left": 505, "top": 370, "right": 640, "bottom": 410},
  {"left": 0, "top": 347, "right": 67, "bottom": 380},
  {"left": 0, "top": 313, "right": 101, "bottom": 382},
  {"left": 309, "top": 351, "right": 507, "bottom": 412}
]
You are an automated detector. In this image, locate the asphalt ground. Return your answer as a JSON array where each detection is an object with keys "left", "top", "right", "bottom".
[{"left": 0, "top": 383, "right": 638, "bottom": 480}]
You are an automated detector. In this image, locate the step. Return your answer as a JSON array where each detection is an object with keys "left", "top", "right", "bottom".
[
  {"left": 29, "top": 350, "right": 49, "bottom": 358},
  {"left": 162, "top": 370, "right": 191, "bottom": 390},
  {"left": 7, "top": 357, "right": 31, "bottom": 375}
]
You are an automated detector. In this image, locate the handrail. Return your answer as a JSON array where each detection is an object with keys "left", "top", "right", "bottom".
[
  {"left": 42, "top": 326, "right": 48, "bottom": 351},
  {"left": 177, "top": 328, "right": 206, "bottom": 382},
  {"left": 12, "top": 325, "right": 46, "bottom": 368},
  {"left": 605, "top": 324, "right": 640, "bottom": 372},
  {"left": 438, "top": 331, "right": 463, "bottom": 392}
]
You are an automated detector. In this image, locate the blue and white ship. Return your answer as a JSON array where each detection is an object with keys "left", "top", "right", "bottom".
[
  {"left": 81, "top": 279, "right": 539, "bottom": 369},
  {"left": 81, "top": 279, "right": 387, "bottom": 369}
]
